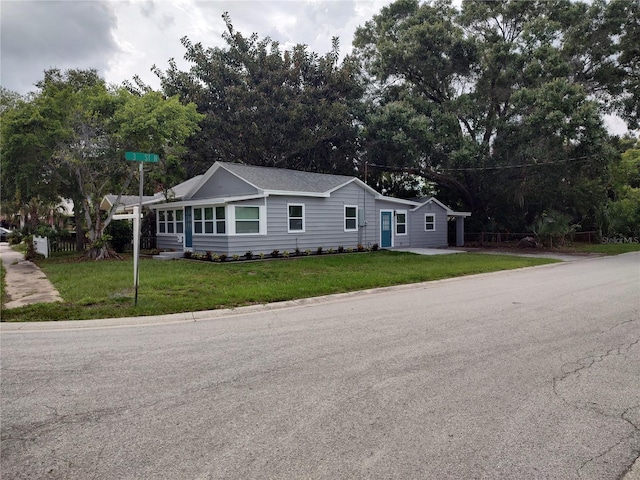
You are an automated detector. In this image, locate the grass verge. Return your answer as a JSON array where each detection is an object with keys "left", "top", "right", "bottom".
[
  {"left": 2, "top": 251, "right": 558, "bottom": 322},
  {"left": 565, "top": 243, "right": 640, "bottom": 255}
]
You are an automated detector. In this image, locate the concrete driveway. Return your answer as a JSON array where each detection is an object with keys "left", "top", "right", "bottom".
[{"left": 1, "top": 253, "right": 639, "bottom": 479}]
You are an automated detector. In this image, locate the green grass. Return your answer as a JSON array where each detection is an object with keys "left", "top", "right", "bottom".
[
  {"left": 564, "top": 243, "right": 640, "bottom": 255},
  {"left": 1, "top": 251, "right": 558, "bottom": 322}
]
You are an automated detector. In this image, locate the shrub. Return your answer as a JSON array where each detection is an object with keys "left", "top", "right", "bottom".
[
  {"left": 304, "top": 249, "right": 312, "bottom": 256},
  {"left": 184, "top": 251, "right": 192, "bottom": 259},
  {"left": 8, "top": 230, "right": 22, "bottom": 245},
  {"left": 294, "top": 248, "right": 301, "bottom": 256},
  {"left": 271, "top": 249, "right": 280, "bottom": 258},
  {"left": 219, "top": 254, "right": 227, "bottom": 262},
  {"left": 327, "top": 247, "right": 334, "bottom": 254},
  {"left": 357, "top": 244, "right": 365, "bottom": 252},
  {"left": 372, "top": 243, "right": 379, "bottom": 251},
  {"left": 245, "top": 251, "right": 253, "bottom": 260},
  {"left": 106, "top": 220, "right": 133, "bottom": 253},
  {"left": 259, "top": 252, "right": 266, "bottom": 259},
  {"left": 338, "top": 246, "right": 345, "bottom": 253},
  {"left": 316, "top": 246, "right": 323, "bottom": 255},
  {"left": 283, "top": 250, "right": 290, "bottom": 258},
  {"left": 346, "top": 247, "right": 354, "bottom": 253}
]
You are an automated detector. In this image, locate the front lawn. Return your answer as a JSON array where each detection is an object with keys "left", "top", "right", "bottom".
[{"left": 1, "top": 251, "right": 558, "bottom": 322}]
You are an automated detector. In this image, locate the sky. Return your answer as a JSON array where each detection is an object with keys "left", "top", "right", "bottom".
[
  {"left": 1, "top": 0, "right": 391, "bottom": 95},
  {"left": 0, "top": 0, "right": 631, "bottom": 135}
]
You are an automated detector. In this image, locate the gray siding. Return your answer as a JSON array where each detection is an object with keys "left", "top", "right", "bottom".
[
  {"left": 157, "top": 235, "right": 182, "bottom": 251},
  {"left": 184, "top": 183, "right": 377, "bottom": 255},
  {"left": 224, "top": 183, "right": 378, "bottom": 255},
  {"left": 408, "top": 202, "right": 448, "bottom": 248},
  {"left": 191, "top": 167, "right": 258, "bottom": 199}
]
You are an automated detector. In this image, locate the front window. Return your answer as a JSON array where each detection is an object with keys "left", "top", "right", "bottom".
[
  {"left": 345, "top": 205, "right": 358, "bottom": 231},
  {"left": 396, "top": 211, "right": 407, "bottom": 235},
  {"left": 235, "top": 206, "right": 260, "bottom": 234},
  {"left": 157, "top": 209, "right": 184, "bottom": 235},
  {"left": 193, "top": 206, "right": 225, "bottom": 235},
  {"left": 288, "top": 204, "right": 305, "bottom": 232},
  {"left": 425, "top": 214, "right": 435, "bottom": 231}
]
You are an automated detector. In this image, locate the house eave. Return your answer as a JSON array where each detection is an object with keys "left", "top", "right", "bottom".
[{"left": 148, "top": 193, "right": 269, "bottom": 209}]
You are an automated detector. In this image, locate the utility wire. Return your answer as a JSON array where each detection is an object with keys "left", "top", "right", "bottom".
[{"left": 366, "top": 154, "right": 596, "bottom": 173}]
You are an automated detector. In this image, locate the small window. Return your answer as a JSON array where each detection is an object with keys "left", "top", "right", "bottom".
[
  {"left": 176, "top": 210, "right": 184, "bottom": 234},
  {"left": 396, "top": 211, "right": 407, "bottom": 235},
  {"left": 288, "top": 204, "right": 305, "bottom": 232},
  {"left": 204, "top": 207, "right": 214, "bottom": 234},
  {"left": 345, "top": 205, "right": 358, "bottom": 232},
  {"left": 235, "top": 206, "right": 260, "bottom": 234},
  {"left": 157, "top": 209, "right": 184, "bottom": 235},
  {"left": 193, "top": 206, "right": 225, "bottom": 235},
  {"left": 193, "top": 208, "right": 203, "bottom": 234},
  {"left": 215, "top": 206, "right": 226, "bottom": 234},
  {"left": 425, "top": 214, "right": 435, "bottom": 231}
]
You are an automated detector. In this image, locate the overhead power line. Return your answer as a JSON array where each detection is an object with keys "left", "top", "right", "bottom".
[{"left": 366, "top": 154, "right": 597, "bottom": 173}]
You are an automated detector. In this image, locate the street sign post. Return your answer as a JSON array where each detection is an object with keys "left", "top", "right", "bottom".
[
  {"left": 125, "top": 152, "right": 159, "bottom": 305},
  {"left": 125, "top": 151, "right": 159, "bottom": 163}
]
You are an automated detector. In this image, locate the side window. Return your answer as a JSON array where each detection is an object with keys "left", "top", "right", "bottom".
[
  {"left": 288, "top": 204, "right": 305, "bottom": 232},
  {"left": 425, "top": 214, "right": 435, "bottom": 231},
  {"left": 396, "top": 211, "right": 407, "bottom": 235},
  {"left": 345, "top": 205, "right": 358, "bottom": 232}
]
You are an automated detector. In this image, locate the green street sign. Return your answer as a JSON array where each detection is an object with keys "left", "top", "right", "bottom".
[{"left": 125, "top": 151, "right": 159, "bottom": 163}]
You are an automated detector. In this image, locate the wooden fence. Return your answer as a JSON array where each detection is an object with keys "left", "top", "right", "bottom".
[{"left": 48, "top": 236, "right": 156, "bottom": 253}]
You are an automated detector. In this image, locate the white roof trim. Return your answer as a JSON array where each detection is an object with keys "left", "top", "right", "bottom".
[
  {"left": 326, "top": 177, "right": 380, "bottom": 196},
  {"left": 149, "top": 193, "right": 269, "bottom": 209},
  {"left": 182, "top": 163, "right": 224, "bottom": 199},
  {"left": 448, "top": 211, "right": 472, "bottom": 217},
  {"left": 376, "top": 195, "right": 420, "bottom": 206},
  {"left": 263, "top": 190, "right": 330, "bottom": 198}
]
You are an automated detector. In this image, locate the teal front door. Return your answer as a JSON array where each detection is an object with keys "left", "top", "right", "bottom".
[{"left": 381, "top": 211, "right": 392, "bottom": 248}]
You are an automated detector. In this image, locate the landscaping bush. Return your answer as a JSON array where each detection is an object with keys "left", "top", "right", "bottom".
[{"left": 106, "top": 220, "right": 133, "bottom": 253}]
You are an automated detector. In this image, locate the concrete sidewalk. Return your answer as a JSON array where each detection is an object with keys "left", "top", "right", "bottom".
[{"left": 0, "top": 242, "right": 63, "bottom": 310}]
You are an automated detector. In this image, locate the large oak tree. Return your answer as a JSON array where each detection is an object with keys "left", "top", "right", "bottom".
[{"left": 353, "top": 0, "right": 630, "bottom": 231}]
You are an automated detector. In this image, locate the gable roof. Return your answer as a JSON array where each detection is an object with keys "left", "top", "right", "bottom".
[
  {"left": 185, "top": 161, "right": 382, "bottom": 199},
  {"left": 411, "top": 197, "right": 471, "bottom": 217},
  {"left": 101, "top": 194, "right": 155, "bottom": 212}
]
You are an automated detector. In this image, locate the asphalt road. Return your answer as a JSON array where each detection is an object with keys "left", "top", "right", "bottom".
[{"left": 1, "top": 253, "right": 639, "bottom": 479}]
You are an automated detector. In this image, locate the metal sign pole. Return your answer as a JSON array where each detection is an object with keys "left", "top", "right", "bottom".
[
  {"left": 124, "top": 151, "right": 158, "bottom": 307},
  {"left": 135, "top": 162, "right": 143, "bottom": 306}
]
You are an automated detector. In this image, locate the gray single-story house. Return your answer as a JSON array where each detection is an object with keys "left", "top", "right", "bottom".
[{"left": 112, "top": 161, "right": 470, "bottom": 255}]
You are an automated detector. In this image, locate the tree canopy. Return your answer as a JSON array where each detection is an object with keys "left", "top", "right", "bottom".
[
  {"left": 1, "top": 68, "right": 202, "bottom": 258},
  {"left": 152, "top": 13, "right": 364, "bottom": 178},
  {"left": 352, "top": 0, "right": 632, "bottom": 231}
]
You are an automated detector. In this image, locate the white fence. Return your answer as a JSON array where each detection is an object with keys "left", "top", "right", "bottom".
[{"left": 33, "top": 235, "right": 49, "bottom": 258}]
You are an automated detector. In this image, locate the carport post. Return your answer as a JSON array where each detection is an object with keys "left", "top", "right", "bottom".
[{"left": 456, "top": 216, "right": 465, "bottom": 247}]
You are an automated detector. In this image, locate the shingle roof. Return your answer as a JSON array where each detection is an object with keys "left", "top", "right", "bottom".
[{"left": 217, "top": 162, "right": 355, "bottom": 194}]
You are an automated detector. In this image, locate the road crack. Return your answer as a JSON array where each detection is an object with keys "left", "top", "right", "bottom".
[{"left": 552, "top": 336, "right": 640, "bottom": 479}]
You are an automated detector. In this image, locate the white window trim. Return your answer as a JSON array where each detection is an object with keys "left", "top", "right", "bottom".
[
  {"left": 229, "top": 205, "right": 266, "bottom": 235},
  {"left": 425, "top": 213, "right": 436, "bottom": 231},
  {"left": 344, "top": 205, "right": 358, "bottom": 232},
  {"left": 157, "top": 208, "right": 184, "bottom": 236},
  {"left": 192, "top": 206, "right": 226, "bottom": 236},
  {"left": 287, "top": 203, "right": 305, "bottom": 233},
  {"left": 395, "top": 210, "right": 408, "bottom": 236}
]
